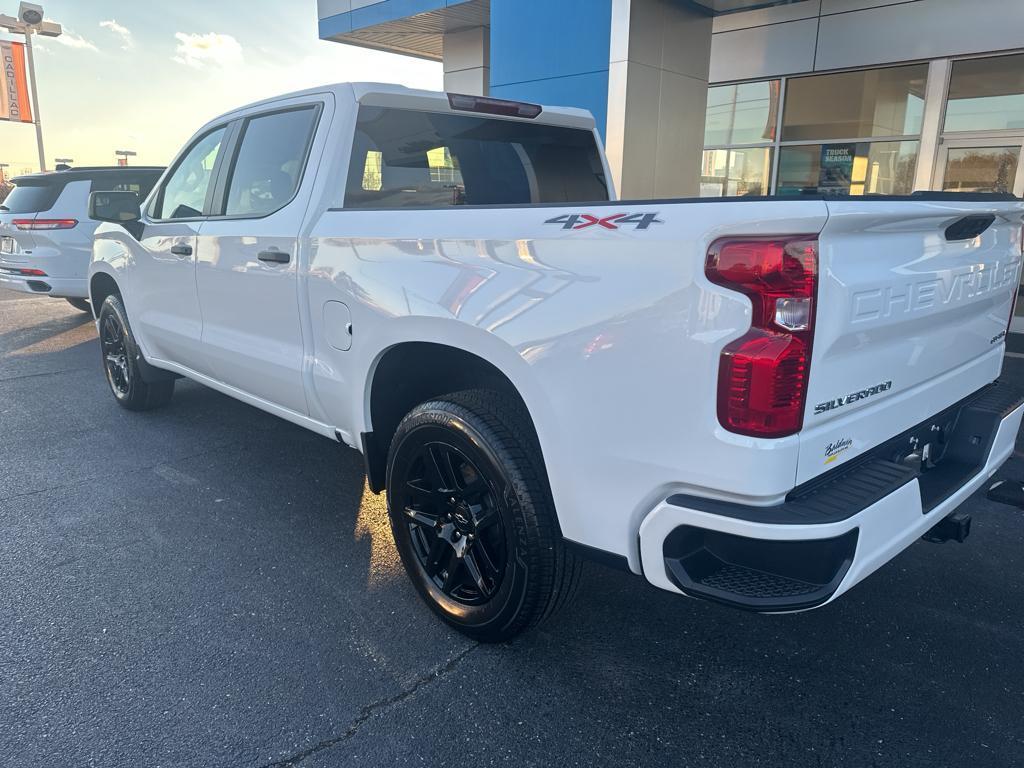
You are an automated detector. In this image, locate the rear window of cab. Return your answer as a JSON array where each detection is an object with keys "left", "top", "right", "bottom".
[{"left": 345, "top": 106, "right": 609, "bottom": 209}]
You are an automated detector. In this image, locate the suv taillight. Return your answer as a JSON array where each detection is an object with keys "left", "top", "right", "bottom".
[
  {"left": 706, "top": 236, "right": 819, "bottom": 438},
  {"left": 13, "top": 218, "right": 78, "bottom": 230}
]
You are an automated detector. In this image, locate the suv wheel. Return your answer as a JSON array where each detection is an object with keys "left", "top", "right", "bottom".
[
  {"left": 97, "top": 294, "right": 174, "bottom": 411},
  {"left": 386, "top": 390, "right": 581, "bottom": 642}
]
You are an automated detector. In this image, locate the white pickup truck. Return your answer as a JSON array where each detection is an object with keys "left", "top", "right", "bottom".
[{"left": 87, "top": 83, "right": 1024, "bottom": 641}]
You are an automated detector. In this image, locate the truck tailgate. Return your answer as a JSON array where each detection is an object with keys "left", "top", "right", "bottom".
[{"left": 797, "top": 198, "right": 1024, "bottom": 484}]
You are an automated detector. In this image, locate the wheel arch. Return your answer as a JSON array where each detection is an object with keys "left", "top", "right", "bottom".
[
  {"left": 361, "top": 339, "right": 548, "bottom": 496},
  {"left": 88, "top": 269, "right": 121, "bottom": 319}
]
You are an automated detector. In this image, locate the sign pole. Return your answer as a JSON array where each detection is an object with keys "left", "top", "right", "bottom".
[{"left": 22, "top": 29, "right": 44, "bottom": 172}]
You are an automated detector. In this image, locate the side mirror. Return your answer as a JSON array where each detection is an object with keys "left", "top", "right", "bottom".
[{"left": 88, "top": 191, "right": 142, "bottom": 224}]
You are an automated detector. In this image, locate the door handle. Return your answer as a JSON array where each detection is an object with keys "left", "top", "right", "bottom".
[
  {"left": 258, "top": 249, "right": 290, "bottom": 264},
  {"left": 170, "top": 244, "right": 193, "bottom": 257}
]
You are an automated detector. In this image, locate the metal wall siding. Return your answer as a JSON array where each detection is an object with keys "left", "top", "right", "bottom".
[
  {"left": 318, "top": 0, "right": 479, "bottom": 36},
  {"left": 490, "top": 70, "right": 610, "bottom": 137},
  {"left": 489, "top": 0, "right": 613, "bottom": 137},
  {"left": 711, "top": 0, "right": 1024, "bottom": 83}
]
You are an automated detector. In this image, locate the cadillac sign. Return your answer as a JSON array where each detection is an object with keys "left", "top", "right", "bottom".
[{"left": 0, "top": 40, "right": 33, "bottom": 124}]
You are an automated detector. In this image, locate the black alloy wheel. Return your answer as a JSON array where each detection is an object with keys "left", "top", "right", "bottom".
[
  {"left": 386, "top": 390, "right": 581, "bottom": 642},
  {"left": 101, "top": 311, "right": 131, "bottom": 397},
  {"left": 97, "top": 293, "right": 175, "bottom": 411},
  {"left": 398, "top": 440, "right": 506, "bottom": 604}
]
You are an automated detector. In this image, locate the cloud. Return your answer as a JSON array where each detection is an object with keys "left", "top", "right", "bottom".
[
  {"left": 50, "top": 30, "right": 98, "bottom": 52},
  {"left": 173, "top": 32, "right": 243, "bottom": 69},
  {"left": 100, "top": 19, "right": 133, "bottom": 50}
]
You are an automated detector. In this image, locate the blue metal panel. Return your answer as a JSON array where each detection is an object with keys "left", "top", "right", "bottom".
[
  {"left": 318, "top": 11, "right": 352, "bottom": 38},
  {"left": 490, "top": 0, "right": 613, "bottom": 138},
  {"left": 490, "top": 71, "right": 611, "bottom": 141},
  {"left": 490, "top": 0, "right": 612, "bottom": 86}
]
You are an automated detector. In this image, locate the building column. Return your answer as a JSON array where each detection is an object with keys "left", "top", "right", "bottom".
[
  {"left": 443, "top": 26, "right": 490, "bottom": 96},
  {"left": 913, "top": 58, "right": 951, "bottom": 192},
  {"left": 605, "top": 0, "right": 711, "bottom": 199}
]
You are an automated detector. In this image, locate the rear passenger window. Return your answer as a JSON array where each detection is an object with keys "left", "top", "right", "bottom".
[
  {"left": 344, "top": 107, "right": 608, "bottom": 209},
  {"left": 223, "top": 107, "right": 319, "bottom": 217}
]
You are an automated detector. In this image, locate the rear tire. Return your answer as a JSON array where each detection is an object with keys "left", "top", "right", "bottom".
[
  {"left": 386, "top": 389, "right": 581, "bottom": 642},
  {"left": 97, "top": 294, "right": 174, "bottom": 411},
  {"left": 66, "top": 297, "right": 91, "bottom": 313}
]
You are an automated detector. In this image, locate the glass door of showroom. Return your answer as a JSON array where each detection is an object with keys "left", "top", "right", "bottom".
[{"left": 935, "top": 137, "right": 1024, "bottom": 332}]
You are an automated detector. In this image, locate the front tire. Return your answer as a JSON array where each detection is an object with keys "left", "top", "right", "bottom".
[
  {"left": 386, "top": 390, "right": 580, "bottom": 642},
  {"left": 65, "top": 297, "right": 91, "bottom": 313},
  {"left": 97, "top": 294, "right": 174, "bottom": 411}
]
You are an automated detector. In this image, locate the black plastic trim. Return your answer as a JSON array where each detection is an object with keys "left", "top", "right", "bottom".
[
  {"left": 360, "top": 431, "right": 387, "bottom": 494},
  {"left": 563, "top": 539, "right": 631, "bottom": 572},
  {"left": 663, "top": 526, "right": 859, "bottom": 612},
  {"left": 667, "top": 379, "right": 1024, "bottom": 526},
  {"left": 135, "top": 354, "right": 179, "bottom": 384},
  {"left": 945, "top": 214, "right": 996, "bottom": 241}
]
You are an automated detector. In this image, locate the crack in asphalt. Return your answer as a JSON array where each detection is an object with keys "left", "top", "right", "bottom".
[
  {"left": 258, "top": 643, "right": 478, "bottom": 768},
  {"left": 0, "top": 366, "right": 93, "bottom": 384}
]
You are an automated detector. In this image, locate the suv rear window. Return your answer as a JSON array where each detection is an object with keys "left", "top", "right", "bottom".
[
  {"left": 90, "top": 170, "right": 163, "bottom": 198},
  {"left": 1, "top": 179, "right": 65, "bottom": 214},
  {"left": 345, "top": 107, "right": 608, "bottom": 209}
]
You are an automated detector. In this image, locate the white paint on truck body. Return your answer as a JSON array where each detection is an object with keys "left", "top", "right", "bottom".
[{"left": 90, "top": 82, "right": 1024, "bottom": 593}]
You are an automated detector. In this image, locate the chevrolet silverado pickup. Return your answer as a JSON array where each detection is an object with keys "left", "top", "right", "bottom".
[{"left": 86, "top": 83, "right": 1024, "bottom": 641}]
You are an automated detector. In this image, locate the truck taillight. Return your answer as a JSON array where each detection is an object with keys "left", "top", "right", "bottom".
[
  {"left": 13, "top": 218, "right": 78, "bottom": 230},
  {"left": 706, "top": 236, "right": 819, "bottom": 438}
]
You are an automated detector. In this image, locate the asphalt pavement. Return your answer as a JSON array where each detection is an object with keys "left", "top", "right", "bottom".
[{"left": 2, "top": 290, "right": 1024, "bottom": 768}]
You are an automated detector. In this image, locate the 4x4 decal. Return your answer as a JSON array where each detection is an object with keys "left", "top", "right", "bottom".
[{"left": 545, "top": 213, "right": 663, "bottom": 231}]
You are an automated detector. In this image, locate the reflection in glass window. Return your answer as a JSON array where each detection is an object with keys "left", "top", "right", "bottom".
[
  {"left": 700, "top": 148, "right": 772, "bottom": 197},
  {"left": 704, "top": 81, "right": 779, "bottom": 146},
  {"left": 777, "top": 141, "right": 918, "bottom": 196},
  {"left": 362, "top": 150, "right": 383, "bottom": 192},
  {"left": 426, "top": 147, "right": 460, "bottom": 185},
  {"left": 782, "top": 65, "right": 927, "bottom": 142},
  {"left": 941, "top": 147, "right": 1021, "bottom": 194},
  {"left": 944, "top": 54, "right": 1024, "bottom": 133}
]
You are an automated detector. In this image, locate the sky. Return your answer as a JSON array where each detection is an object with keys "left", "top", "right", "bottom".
[{"left": 0, "top": 0, "right": 442, "bottom": 174}]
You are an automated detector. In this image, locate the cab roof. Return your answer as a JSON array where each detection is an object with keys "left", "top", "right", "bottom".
[{"left": 208, "top": 82, "right": 598, "bottom": 133}]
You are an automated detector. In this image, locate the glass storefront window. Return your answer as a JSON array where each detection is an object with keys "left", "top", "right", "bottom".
[
  {"left": 941, "top": 147, "right": 1020, "bottom": 193},
  {"left": 704, "top": 81, "right": 780, "bottom": 146},
  {"left": 776, "top": 141, "right": 918, "bottom": 196},
  {"left": 781, "top": 65, "right": 927, "bottom": 141},
  {"left": 944, "top": 54, "right": 1024, "bottom": 133},
  {"left": 700, "top": 147, "right": 773, "bottom": 197}
]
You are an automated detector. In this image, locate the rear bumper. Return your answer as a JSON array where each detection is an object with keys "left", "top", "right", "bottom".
[
  {"left": 639, "top": 380, "right": 1024, "bottom": 612},
  {"left": 0, "top": 271, "right": 88, "bottom": 298}
]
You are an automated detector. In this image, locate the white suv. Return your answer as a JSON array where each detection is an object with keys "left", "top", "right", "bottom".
[{"left": 0, "top": 166, "right": 162, "bottom": 311}]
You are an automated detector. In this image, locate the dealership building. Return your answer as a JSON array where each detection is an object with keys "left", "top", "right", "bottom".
[{"left": 318, "top": 0, "right": 1024, "bottom": 205}]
